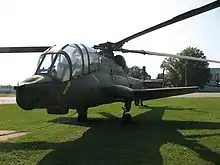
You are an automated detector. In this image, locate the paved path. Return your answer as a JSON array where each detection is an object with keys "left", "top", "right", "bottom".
[
  {"left": 171, "top": 92, "right": 220, "bottom": 98},
  {"left": 0, "top": 93, "right": 220, "bottom": 105},
  {"left": 0, "top": 97, "right": 16, "bottom": 104}
]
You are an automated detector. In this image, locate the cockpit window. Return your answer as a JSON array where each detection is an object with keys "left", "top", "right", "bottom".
[
  {"left": 37, "top": 54, "right": 56, "bottom": 74},
  {"left": 35, "top": 43, "right": 100, "bottom": 81},
  {"left": 79, "top": 44, "right": 89, "bottom": 74},
  {"left": 52, "top": 54, "right": 70, "bottom": 81},
  {"left": 86, "top": 47, "right": 99, "bottom": 72},
  {"left": 36, "top": 53, "right": 71, "bottom": 82},
  {"left": 62, "top": 45, "right": 83, "bottom": 77}
]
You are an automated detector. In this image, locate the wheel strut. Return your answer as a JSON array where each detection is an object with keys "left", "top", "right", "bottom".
[
  {"left": 121, "top": 100, "right": 132, "bottom": 123},
  {"left": 76, "top": 107, "right": 88, "bottom": 123}
]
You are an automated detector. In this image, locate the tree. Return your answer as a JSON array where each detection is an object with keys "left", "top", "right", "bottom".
[
  {"left": 156, "top": 72, "right": 169, "bottom": 87},
  {"left": 156, "top": 73, "right": 164, "bottom": 79},
  {"left": 128, "top": 66, "right": 141, "bottom": 78},
  {"left": 128, "top": 66, "right": 151, "bottom": 79},
  {"left": 160, "top": 47, "right": 212, "bottom": 88}
]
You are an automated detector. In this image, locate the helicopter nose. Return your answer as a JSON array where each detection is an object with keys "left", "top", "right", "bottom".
[
  {"left": 15, "top": 75, "right": 54, "bottom": 110},
  {"left": 15, "top": 84, "right": 52, "bottom": 110},
  {"left": 15, "top": 85, "right": 38, "bottom": 110}
]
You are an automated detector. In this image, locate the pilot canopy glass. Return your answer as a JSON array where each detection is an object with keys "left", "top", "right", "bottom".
[
  {"left": 36, "top": 52, "right": 71, "bottom": 82},
  {"left": 35, "top": 44, "right": 100, "bottom": 82},
  {"left": 62, "top": 45, "right": 83, "bottom": 77}
]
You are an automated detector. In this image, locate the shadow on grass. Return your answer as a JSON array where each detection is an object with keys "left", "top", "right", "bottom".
[
  {"left": 138, "top": 105, "right": 209, "bottom": 113},
  {"left": 0, "top": 106, "right": 220, "bottom": 165}
]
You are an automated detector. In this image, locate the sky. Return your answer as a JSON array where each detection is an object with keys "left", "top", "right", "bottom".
[{"left": 0, "top": 0, "right": 220, "bottom": 85}]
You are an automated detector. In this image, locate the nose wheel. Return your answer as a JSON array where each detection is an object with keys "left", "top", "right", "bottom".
[{"left": 122, "top": 100, "right": 132, "bottom": 123}]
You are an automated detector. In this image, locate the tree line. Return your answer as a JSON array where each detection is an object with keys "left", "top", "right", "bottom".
[{"left": 128, "top": 47, "right": 212, "bottom": 88}]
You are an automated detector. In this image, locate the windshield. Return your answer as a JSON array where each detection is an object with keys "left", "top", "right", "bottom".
[
  {"left": 37, "top": 53, "right": 56, "bottom": 74},
  {"left": 36, "top": 53, "right": 71, "bottom": 82}
]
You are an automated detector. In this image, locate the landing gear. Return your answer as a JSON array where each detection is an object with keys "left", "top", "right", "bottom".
[
  {"left": 134, "top": 99, "right": 140, "bottom": 106},
  {"left": 140, "top": 99, "right": 144, "bottom": 106},
  {"left": 122, "top": 100, "right": 132, "bottom": 123},
  {"left": 134, "top": 98, "right": 144, "bottom": 106},
  {"left": 76, "top": 107, "right": 88, "bottom": 123}
]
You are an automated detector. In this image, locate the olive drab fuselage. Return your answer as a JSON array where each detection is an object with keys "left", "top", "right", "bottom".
[{"left": 15, "top": 43, "right": 143, "bottom": 111}]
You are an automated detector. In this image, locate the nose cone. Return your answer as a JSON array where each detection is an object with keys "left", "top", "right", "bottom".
[
  {"left": 18, "top": 75, "right": 52, "bottom": 86},
  {"left": 15, "top": 85, "right": 35, "bottom": 110},
  {"left": 15, "top": 75, "right": 52, "bottom": 110}
]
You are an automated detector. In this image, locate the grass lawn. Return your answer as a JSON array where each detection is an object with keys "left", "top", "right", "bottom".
[
  {"left": 0, "top": 93, "right": 15, "bottom": 97},
  {"left": 0, "top": 98, "right": 220, "bottom": 165}
]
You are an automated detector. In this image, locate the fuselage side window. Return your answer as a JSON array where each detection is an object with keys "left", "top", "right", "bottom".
[
  {"left": 79, "top": 44, "right": 89, "bottom": 74},
  {"left": 83, "top": 46, "right": 100, "bottom": 73},
  {"left": 90, "top": 52, "right": 99, "bottom": 72},
  {"left": 62, "top": 45, "right": 83, "bottom": 78}
]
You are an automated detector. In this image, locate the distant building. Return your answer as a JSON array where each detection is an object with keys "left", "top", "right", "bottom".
[
  {"left": 201, "top": 68, "right": 220, "bottom": 91},
  {"left": 140, "top": 66, "right": 151, "bottom": 80},
  {"left": 0, "top": 86, "right": 15, "bottom": 93}
]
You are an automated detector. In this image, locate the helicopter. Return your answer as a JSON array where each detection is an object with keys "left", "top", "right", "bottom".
[{"left": 0, "top": 1, "right": 220, "bottom": 123}]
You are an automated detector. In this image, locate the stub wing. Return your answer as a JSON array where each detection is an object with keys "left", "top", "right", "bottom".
[
  {"left": 133, "top": 86, "right": 199, "bottom": 100},
  {"left": 101, "top": 85, "right": 198, "bottom": 101}
]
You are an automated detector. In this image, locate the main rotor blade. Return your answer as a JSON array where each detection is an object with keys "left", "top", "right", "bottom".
[
  {"left": 115, "top": 1, "right": 220, "bottom": 48},
  {"left": 121, "top": 48, "right": 220, "bottom": 64},
  {"left": 0, "top": 46, "right": 51, "bottom": 53}
]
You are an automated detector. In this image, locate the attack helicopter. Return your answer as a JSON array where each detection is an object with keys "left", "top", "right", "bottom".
[{"left": 0, "top": 1, "right": 220, "bottom": 123}]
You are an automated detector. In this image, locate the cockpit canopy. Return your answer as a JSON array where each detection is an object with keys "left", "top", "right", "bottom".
[{"left": 35, "top": 43, "right": 100, "bottom": 82}]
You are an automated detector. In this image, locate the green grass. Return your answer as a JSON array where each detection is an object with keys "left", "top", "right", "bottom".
[
  {"left": 0, "top": 93, "right": 15, "bottom": 97},
  {"left": 0, "top": 98, "right": 220, "bottom": 165}
]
